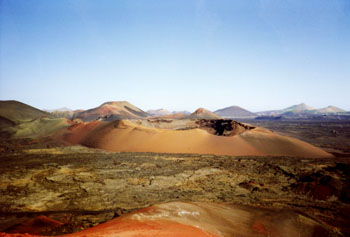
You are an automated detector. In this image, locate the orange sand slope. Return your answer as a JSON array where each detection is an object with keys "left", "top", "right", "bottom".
[
  {"left": 61, "top": 120, "right": 332, "bottom": 157},
  {"left": 0, "top": 202, "right": 330, "bottom": 237}
]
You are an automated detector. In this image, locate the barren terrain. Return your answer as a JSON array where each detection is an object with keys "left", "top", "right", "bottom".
[
  {"left": 0, "top": 101, "right": 349, "bottom": 236},
  {"left": 59, "top": 119, "right": 332, "bottom": 157},
  {"left": 0, "top": 144, "right": 349, "bottom": 236}
]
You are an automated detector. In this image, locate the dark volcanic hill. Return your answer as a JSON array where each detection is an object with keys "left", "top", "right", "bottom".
[
  {"left": 214, "top": 106, "right": 256, "bottom": 118},
  {"left": 0, "top": 100, "right": 50, "bottom": 123},
  {"left": 73, "top": 101, "right": 149, "bottom": 121}
]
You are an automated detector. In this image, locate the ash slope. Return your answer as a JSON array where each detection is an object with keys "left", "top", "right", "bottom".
[{"left": 61, "top": 119, "right": 332, "bottom": 157}]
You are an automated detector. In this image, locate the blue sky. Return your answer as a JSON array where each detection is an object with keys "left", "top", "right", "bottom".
[{"left": 1, "top": 0, "right": 349, "bottom": 112}]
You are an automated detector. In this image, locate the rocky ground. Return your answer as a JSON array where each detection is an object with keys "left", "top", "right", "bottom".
[{"left": 0, "top": 145, "right": 349, "bottom": 236}]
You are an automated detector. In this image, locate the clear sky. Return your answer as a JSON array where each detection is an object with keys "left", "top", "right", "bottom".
[{"left": 1, "top": 0, "right": 349, "bottom": 112}]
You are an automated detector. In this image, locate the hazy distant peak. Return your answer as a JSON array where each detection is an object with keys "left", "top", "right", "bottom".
[
  {"left": 147, "top": 109, "right": 171, "bottom": 116},
  {"left": 172, "top": 110, "right": 191, "bottom": 115},
  {"left": 284, "top": 103, "right": 315, "bottom": 112},
  {"left": 46, "top": 107, "right": 72, "bottom": 112},
  {"left": 214, "top": 105, "right": 256, "bottom": 118},
  {"left": 317, "top": 106, "right": 345, "bottom": 113}
]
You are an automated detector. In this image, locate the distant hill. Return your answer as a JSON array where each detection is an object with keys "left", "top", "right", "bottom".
[
  {"left": 51, "top": 111, "right": 74, "bottom": 119},
  {"left": 172, "top": 110, "right": 191, "bottom": 115},
  {"left": 255, "top": 110, "right": 281, "bottom": 116},
  {"left": 46, "top": 107, "right": 75, "bottom": 119},
  {"left": 282, "top": 103, "right": 315, "bottom": 114},
  {"left": 316, "top": 106, "right": 345, "bottom": 114},
  {"left": 214, "top": 106, "right": 256, "bottom": 118},
  {"left": 258, "top": 103, "right": 314, "bottom": 116},
  {"left": 73, "top": 101, "right": 149, "bottom": 121},
  {"left": 152, "top": 113, "right": 188, "bottom": 119},
  {"left": 147, "top": 109, "right": 192, "bottom": 117},
  {"left": 147, "top": 109, "right": 171, "bottom": 116},
  {"left": 45, "top": 107, "right": 72, "bottom": 112},
  {"left": 189, "top": 108, "right": 221, "bottom": 119},
  {"left": 0, "top": 100, "right": 50, "bottom": 123},
  {"left": 258, "top": 103, "right": 346, "bottom": 117}
]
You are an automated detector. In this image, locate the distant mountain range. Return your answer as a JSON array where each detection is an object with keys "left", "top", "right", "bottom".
[
  {"left": 44, "top": 107, "right": 76, "bottom": 119},
  {"left": 1, "top": 100, "right": 348, "bottom": 125},
  {"left": 147, "top": 108, "right": 220, "bottom": 119},
  {"left": 313, "top": 106, "right": 345, "bottom": 114},
  {"left": 257, "top": 103, "right": 346, "bottom": 116},
  {"left": 45, "top": 107, "right": 73, "bottom": 113},
  {"left": 147, "top": 109, "right": 191, "bottom": 116},
  {"left": 148, "top": 103, "right": 348, "bottom": 119},
  {"left": 147, "top": 109, "right": 171, "bottom": 116},
  {"left": 147, "top": 106, "right": 256, "bottom": 119}
]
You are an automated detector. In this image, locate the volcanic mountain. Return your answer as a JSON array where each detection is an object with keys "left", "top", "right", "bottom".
[
  {"left": 73, "top": 101, "right": 149, "bottom": 121},
  {"left": 0, "top": 100, "right": 50, "bottom": 124},
  {"left": 61, "top": 119, "right": 332, "bottom": 157},
  {"left": 189, "top": 108, "right": 221, "bottom": 119},
  {"left": 258, "top": 103, "right": 316, "bottom": 116},
  {"left": 283, "top": 103, "right": 315, "bottom": 114},
  {"left": 316, "top": 106, "right": 345, "bottom": 114},
  {"left": 214, "top": 106, "right": 256, "bottom": 118},
  {"left": 0, "top": 100, "right": 71, "bottom": 138},
  {"left": 0, "top": 100, "right": 333, "bottom": 157}
]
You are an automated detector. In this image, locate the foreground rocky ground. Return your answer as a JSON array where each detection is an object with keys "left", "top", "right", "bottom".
[{"left": 0, "top": 145, "right": 349, "bottom": 236}]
